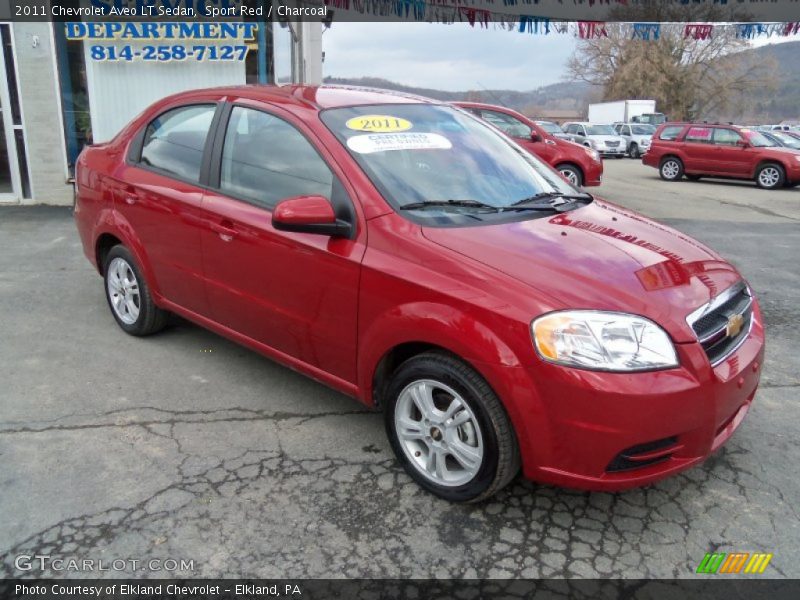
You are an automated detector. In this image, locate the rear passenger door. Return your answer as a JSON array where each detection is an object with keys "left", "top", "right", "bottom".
[
  {"left": 118, "top": 103, "right": 220, "bottom": 316},
  {"left": 198, "top": 103, "right": 365, "bottom": 384},
  {"left": 681, "top": 126, "right": 718, "bottom": 174}
]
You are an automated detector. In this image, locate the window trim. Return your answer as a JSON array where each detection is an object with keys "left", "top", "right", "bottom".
[
  {"left": 127, "top": 102, "right": 224, "bottom": 187},
  {"left": 207, "top": 102, "right": 357, "bottom": 239}
]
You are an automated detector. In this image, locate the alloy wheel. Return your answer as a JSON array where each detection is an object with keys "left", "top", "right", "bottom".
[
  {"left": 394, "top": 379, "right": 484, "bottom": 487},
  {"left": 106, "top": 257, "right": 141, "bottom": 325},
  {"left": 559, "top": 168, "right": 580, "bottom": 186},
  {"left": 662, "top": 160, "right": 680, "bottom": 180},
  {"left": 758, "top": 167, "right": 780, "bottom": 188}
]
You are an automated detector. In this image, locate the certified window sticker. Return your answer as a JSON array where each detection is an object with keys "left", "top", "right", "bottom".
[
  {"left": 345, "top": 115, "right": 413, "bottom": 133},
  {"left": 347, "top": 132, "right": 453, "bottom": 154}
]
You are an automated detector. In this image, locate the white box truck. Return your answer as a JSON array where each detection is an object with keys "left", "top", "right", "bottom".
[{"left": 588, "top": 100, "right": 662, "bottom": 124}]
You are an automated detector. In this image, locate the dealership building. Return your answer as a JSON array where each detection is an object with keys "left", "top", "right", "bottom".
[{"left": 0, "top": 20, "right": 321, "bottom": 206}]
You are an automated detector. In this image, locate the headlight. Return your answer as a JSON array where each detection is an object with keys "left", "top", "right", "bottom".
[
  {"left": 640, "top": 138, "right": 650, "bottom": 146},
  {"left": 794, "top": 155, "right": 800, "bottom": 162},
  {"left": 531, "top": 311, "right": 678, "bottom": 371},
  {"left": 583, "top": 146, "right": 600, "bottom": 161},
  {"left": 589, "top": 139, "right": 601, "bottom": 149}
]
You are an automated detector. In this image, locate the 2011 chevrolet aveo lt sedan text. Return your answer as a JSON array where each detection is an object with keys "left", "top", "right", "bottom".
[{"left": 75, "top": 86, "right": 765, "bottom": 502}]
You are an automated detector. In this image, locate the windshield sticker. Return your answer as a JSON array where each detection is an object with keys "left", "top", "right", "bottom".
[
  {"left": 347, "top": 132, "right": 452, "bottom": 154},
  {"left": 345, "top": 115, "right": 413, "bottom": 133}
]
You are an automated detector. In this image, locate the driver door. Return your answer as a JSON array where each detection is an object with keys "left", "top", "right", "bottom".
[{"left": 198, "top": 104, "right": 366, "bottom": 384}]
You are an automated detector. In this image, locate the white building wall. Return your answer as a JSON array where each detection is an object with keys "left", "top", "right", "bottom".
[{"left": 14, "top": 23, "right": 72, "bottom": 205}]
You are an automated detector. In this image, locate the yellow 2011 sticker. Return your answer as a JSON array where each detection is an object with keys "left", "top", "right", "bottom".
[{"left": 346, "top": 115, "right": 413, "bottom": 133}]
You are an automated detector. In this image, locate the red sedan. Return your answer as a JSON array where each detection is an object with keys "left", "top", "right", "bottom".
[
  {"left": 75, "top": 86, "right": 764, "bottom": 502},
  {"left": 454, "top": 101, "right": 603, "bottom": 187}
]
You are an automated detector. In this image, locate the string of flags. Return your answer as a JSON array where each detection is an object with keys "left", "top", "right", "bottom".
[{"left": 320, "top": 0, "right": 800, "bottom": 40}]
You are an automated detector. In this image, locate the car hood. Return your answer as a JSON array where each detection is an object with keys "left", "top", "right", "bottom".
[{"left": 421, "top": 200, "right": 742, "bottom": 343}]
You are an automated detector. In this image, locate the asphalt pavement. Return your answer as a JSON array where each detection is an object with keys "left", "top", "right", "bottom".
[{"left": 1, "top": 159, "right": 798, "bottom": 578}]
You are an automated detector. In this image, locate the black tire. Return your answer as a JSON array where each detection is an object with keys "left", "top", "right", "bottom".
[
  {"left": 686, "top": 174, "right": 702, "bottom": 181},
  {"left": 614, "top": 154, "right": 624, "bottom": 159},
  {"left": 755, "top": 163, "right": 786, "bottom": 190},
  {"left": 629, "top": 144, "right": 640, "bottom": 159},
  {"left": 103, "top": 245, "right": 168, "bottom": 336},
  {"left": 659, "top": 157, "right": 684, "bottom": 181},
  {"left": 383, "top": 351, "right": 520, "bottom": 503},
  {"left": 556, "top": 164, "right": 583, "bottom": 187}
]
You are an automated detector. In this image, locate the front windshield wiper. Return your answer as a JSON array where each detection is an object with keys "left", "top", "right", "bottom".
[
  {"left": 399, "top": 199, "right": 501, "bottom": 212},
  {"left": 510, "top": 191, "right": 593, "bottom": 209}
]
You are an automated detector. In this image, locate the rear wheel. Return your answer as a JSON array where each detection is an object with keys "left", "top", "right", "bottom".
[
  {"left": 755, "top": 163, "right": 785, "bottom": 189},
  {"left": 659, "top": 157, "right": 684, "bottom": 181},
  {"left": 557, "top": 164, "right": 583, "bottom": 187},
  {"left": 686, "top": 174, "right": 702, "bottom": 181},
  {"left": 384, "top": 352, "right": 520, "bottom": 503},
  {"left": 629, "top": 144, "right": 640, "bottom": 159},
  {"left": 104, "top": 245, "right": 168, "bottom": 336}
]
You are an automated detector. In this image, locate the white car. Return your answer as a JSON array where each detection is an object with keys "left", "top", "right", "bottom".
[
  {"left": 614, "top": 123, "right": 656, "bottom": 159},
  {"left": 562, "top": 122, "right": 626, "bottom": 158}
]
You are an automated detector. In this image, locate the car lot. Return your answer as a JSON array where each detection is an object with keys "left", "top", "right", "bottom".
[{"left": 1, "top": 159, "right": 798, "bottom": 578}]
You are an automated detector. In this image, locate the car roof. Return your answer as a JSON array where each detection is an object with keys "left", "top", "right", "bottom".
[{"left": 164, "top": 84, "right": 437, "bottom": 111}]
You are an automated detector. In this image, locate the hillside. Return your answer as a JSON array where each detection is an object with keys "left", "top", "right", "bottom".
[{"left": 324, "top": 41, "right": 800, "bottom": 123}]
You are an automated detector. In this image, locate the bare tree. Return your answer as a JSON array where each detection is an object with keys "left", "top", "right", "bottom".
[{"left": 568, "top": 6, "right": 776, "bottom": 120}]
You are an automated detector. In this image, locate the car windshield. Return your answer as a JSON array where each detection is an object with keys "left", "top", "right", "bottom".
[
  {"left": 771, "top": 132, "right": 800, "bottom": 148},
  {"left": 744, "top": 130, "right": 777, "bottom": 147},
  {"left": 321, "top": 104, "right": 584, "bottom": 226},
  {"left": 586, "top": 125, "right": 617, "bottom": 136},
  {"left": 537, "top": 121, "right": 564, "bottom": 134},
  {"left": 631, "top": 125, "right": 656, "bottom": 135}
]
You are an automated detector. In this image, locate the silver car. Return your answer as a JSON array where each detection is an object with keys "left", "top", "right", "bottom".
[
  {"left": 533, "top": 120, "right": 571, "bottom": 141},
  {"left": 562, "top": 122, "right": 626, "bottom": 158},
  {"left": 614, "top": 123, "right": 656, "bottom": 159}
]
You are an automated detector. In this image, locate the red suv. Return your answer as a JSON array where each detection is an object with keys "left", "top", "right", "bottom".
[
  {"left": 454, "top": 102, "right": 603, "bottom": 187},
  {"left": 644, "top": 123, "right": 800, "bottom": 189},
  {"left": 75, "top": 86, "right": 764, "bottom": 502}
]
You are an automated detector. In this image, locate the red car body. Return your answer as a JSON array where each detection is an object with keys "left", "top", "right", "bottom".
[
  {"left": 454, "top": 102, "right": 603, "bottom": 187},
  {"left": 644, "top": 122, "right": 800, "bottom": 188},
  {"left": 75, "top": 86, "right": 764, "bottom": 492}
]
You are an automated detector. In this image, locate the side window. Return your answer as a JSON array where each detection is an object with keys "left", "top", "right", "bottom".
[
  {"left": 564, "top": 124, "right": 575, "bottom": 134},
  {"left": 219, "top": 106, "right": 333, "bottom": 209},
  {"left": 712, "top": 128, "right": 743, "bottom": 146},
  {"left": 481, "top": 110, "right": 531, "bottom": 138},
  {"left": 622, "top": 126, "right": 631, "bottom": 136},
  {"left": 659, "top": 125, "right": 684, "bottom": 141},
  {"left": 684, "top": 126, "right": 713, "bottom": 144},
  {"left": 577, "top": 126, "right": 587, "bottom": 136},
  {"left": 140, "top": 105, "right": 216, "bottom": 182}
]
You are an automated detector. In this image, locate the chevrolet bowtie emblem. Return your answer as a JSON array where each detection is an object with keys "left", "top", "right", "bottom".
[{"left": 726, "top": 313, "right": 744, "bottom": 338}]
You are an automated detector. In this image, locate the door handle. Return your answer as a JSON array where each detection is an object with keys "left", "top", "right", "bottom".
[
  {"left": 209, "top": 220, "right": 237, "bottom": 242},
  {"left": 122, "top": 186, "right": 138, "bottom": 205}
]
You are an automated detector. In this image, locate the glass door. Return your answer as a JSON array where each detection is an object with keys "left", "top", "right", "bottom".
[{"left": 0, "top": 23, "right": 23, "bottom": 203}]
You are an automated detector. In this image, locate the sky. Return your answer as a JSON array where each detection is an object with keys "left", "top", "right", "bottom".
[
  {"left": 321, "top": 22, "right": 796, "bottom": 93},
  {"left": 321, "top": 22, "right": 577, "bottom": 92}
]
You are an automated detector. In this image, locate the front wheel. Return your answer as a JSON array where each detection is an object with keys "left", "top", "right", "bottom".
[
  {"left": 756, "top": 163, "right": 785, "bottom": 189},
  {"left": 557, "top": 164, "right": 583, "bottom": 187},
  {"left": 104, "top": 245, "right": 168, "bottom": 336},
  {"left": 629, "top": 144, "right": 640, "bottom": 159},
  {"left": 384, "top": 352, "right": 520, "bottom": 503},
  {"left": 659, "top": 157, "right": 684, "bottom": 181}
]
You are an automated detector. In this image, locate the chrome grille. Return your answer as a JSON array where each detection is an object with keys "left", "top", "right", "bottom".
[
  {"left": 605, "top": 141, "right": 620, "bottom": 147},
  {"left": 686, "top": 281, "right": 753, "bottom": 366}
]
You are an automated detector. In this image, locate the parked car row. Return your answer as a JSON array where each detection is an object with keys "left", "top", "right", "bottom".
[{"left": 643, "top": 122, "right": 800, "bottom": 189}]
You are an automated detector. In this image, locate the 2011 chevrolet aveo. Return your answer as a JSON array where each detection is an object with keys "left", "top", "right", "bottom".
[{"left": 75, "top": 86, "right": 765, "bottom": 502}]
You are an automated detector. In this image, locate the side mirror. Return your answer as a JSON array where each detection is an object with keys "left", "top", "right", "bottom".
[
  {"left": 736, "top": 139, "right": 750, "bottom": 148},
  {"left": 575, "top": 131, "right": 585, "bottom": 137},
  {"left": 530, "top": 131, "right": 541, "bottom": 142},
  {"left": 272, "top": 195, "right": 352, "bottom": 237}
]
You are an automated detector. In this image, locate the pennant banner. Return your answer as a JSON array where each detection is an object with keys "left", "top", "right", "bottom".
[{"left": 317, "top": 0, "right": 800, "bottom": 39}]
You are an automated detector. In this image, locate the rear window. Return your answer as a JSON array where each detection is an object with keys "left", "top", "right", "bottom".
[{"left": 658, "top": 125, "right": 684, "bottom": 141}]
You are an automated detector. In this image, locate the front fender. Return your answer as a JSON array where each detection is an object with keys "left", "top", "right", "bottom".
[{"left": 358, "top": 302, "right": 546, "bottom": 476}]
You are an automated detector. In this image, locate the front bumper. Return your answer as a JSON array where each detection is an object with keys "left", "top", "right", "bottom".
[{"left": 482, "top": 301, "right": 765, "bottom": 491}]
